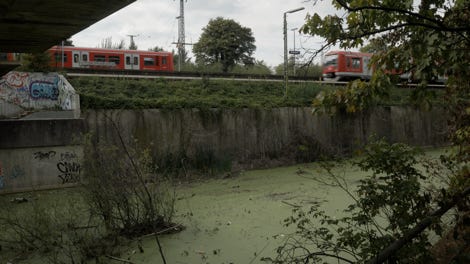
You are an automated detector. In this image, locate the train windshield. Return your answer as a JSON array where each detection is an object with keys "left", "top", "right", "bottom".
[{"left": 323, "top": 54, "right": 338, "bottom": 66}]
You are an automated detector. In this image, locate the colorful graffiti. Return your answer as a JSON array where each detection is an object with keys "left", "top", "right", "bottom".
[
  {"left": 4, "top": 71, "right": 29, "bottom": 88},
  {"left": 0, "top": 71, "right": 77, "bottom": 116},
  {"left": 30, "top": 80, "right": 59, "bottom": 100}
]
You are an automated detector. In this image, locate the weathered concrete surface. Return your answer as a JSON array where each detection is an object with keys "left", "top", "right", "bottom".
[
  {"left": 0, "top": 106, "right": 448, "bottom": 193},
  {"left": 0, "top": 0, "right": 135, "bottom": 53},
  {"left": 0, "top": 118, "right": 85, "bottom": 193},
  {"left": 0, "top": 145, "right": 83, "bottom": 194},
  {"left": 0, "top": 119, "right": 85, "bottom": 148},
  {"left": 84, "top": 107, "right": 448, "bottom": 167}
]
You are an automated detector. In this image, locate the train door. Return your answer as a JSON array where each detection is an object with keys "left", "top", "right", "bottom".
[
  {"left": 72, "top": 51, "right": 89, "bottom": 68},
  {"left": 125, "top": 53, "right": 139, "bottom": 70}
]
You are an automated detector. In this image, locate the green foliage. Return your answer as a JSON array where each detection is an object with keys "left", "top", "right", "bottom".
[
  {"left": 274, "top": 59, "right": 323, "bottom": 79},
  {"left": 18, "top": 52, "right": 52, "bottom": 72},
  {"left": 82, "top": 133, "right": 175, "bottom": 237},
  {"left": 312, "top": 74, "right": 391, "bottom": 114},
  {"left": 70, "top": 77, "right": 328, "bottom": 109},
  {"left": 193, "top": 17, "right": 256, "bottom": 72},
  {"left": 150, "top": 46, "right": 164, "bottom": 52},
  {"left": 0, "top": 132, "right": 177, "bottom": 263},
  {"left": 275, "top": 140, "right": 447, "bottom": 263},
  {"left": 0, "top": 192, "right": 119, "bottom": 263},
  {"left": 304, "top": 0, "right": 470, "bottom": 110},
  {"left": 230, "top": 60, "right": 273, "bottom": 75}
]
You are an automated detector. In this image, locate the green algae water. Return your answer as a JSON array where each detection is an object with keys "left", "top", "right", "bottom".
[
  {"left": 0, "top": 148, "right": 448, "bottom": 264},
  {"left": 123, "top": 163, "right": 366, "bottom": 264}
]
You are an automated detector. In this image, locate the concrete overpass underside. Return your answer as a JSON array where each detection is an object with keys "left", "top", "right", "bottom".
[{"left": 0, "top": 0, "right": 135, "bottom": 74}]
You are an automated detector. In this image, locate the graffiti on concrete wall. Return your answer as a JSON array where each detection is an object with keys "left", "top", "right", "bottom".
[
  {"left": 56, "top": 151, "right": 81, "bottom": 184},
  {"left": 9, "top": 165, "right": 25, "bottom": 180},
  {"left": 0, "top": 162, "right": 25, "bottom": 189},
  {"left": 30, "top": 80, "right": 59, "bottom": 100},
  {"left": 33, "top": 150, "right": 57, "bottom": 160},
  {"left": 0, "top": 71, "right": 77, "bottom": 112}
]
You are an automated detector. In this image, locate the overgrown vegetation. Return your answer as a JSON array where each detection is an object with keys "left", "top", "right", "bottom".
[
  {"left": 69, "top": 77, "right": 441, "bottom": 110},
  {"left": 275, "top": 0, "right": 470, "bottom": 262},
  {"left": 0, "top": 128, "right": 176, "bottom": 263},
  {"left": 274, "top": 139, "right": 459, "bottom": 263}
]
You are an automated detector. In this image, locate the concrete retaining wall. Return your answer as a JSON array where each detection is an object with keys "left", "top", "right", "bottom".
[
  {"left": 0, "top": 146, "right": 83, "bottom": 194},
  {"left": 0, "top": 119, "right": 85, "bottom": 194},
  {"left": 84, "top": 107, "right": 448, "bottom": 166},
  {"left": 0, "top": 106, "right": 448, "bottom": 193}
]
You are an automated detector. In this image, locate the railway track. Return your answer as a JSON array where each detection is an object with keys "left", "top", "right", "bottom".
[{"left": 64, "top": 68, "right": 446, "bottom": 89}]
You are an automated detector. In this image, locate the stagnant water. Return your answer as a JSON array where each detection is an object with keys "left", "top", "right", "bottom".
[{"left": 123, "top": 163, "right": 366, "bottom": 264}]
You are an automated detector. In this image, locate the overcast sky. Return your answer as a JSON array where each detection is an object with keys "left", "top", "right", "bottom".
[{"left": 71, "top": 0, "right": 338, "bottom": 67}]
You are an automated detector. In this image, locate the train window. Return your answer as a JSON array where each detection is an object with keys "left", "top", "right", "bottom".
[
  {"left": 94, "top": 55, "right": 106, "bottom": 62},
  {"left": 54, "top": 53, "right": 67, "bottom": 62},
  {"left": 126, "top": 56, "right": 131, "bottom": 65},
  {"left": 74, "top": 54, "right": 79, "bottom": 63},
  {"left": 144, "top": 57, "right": 155, "bottom": 66},
  {"left": 352, "top": 58, "right": 361, "bottom": 68},
  {"left": 82, "top": 54, "right": 88, "bottom": 62},
  {"left": 162, "top": 57, "right": 167, "bottom": 65},
  {"left": 323, "top": 54, "right": 338, "bottom": 66},
  {"left": 109, "top": 56, "right": 120, "bottom": 65},
  {"left": 134, "top": 57, "right": 138, "bottom": 65}
]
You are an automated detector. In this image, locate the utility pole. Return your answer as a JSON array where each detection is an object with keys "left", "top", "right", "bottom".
[
  {"left": 283, "top": 7, "right": 304, "bottom": 97},
  {"left": 291, "top": 28, "right": 298, "bottom": 76},
  {"left": 173, "top": 0, "right": 189, "bottom": 72}
]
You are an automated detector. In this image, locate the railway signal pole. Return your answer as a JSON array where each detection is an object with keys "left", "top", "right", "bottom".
[{"left": 173, "top": 0, "right": 191, "bottom": 72}]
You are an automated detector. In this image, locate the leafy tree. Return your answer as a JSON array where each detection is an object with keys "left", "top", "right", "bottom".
[
  {"left": 274, "top": 58, "right": 322, "bottom": 79},
  {"left": 193, "top": 17, "right": 256, "bottom": 72},
  {"left": 275, "top": 0, "right": 470, "bottom": 262},
  {"left": 275, "top": 140, "right": 447, "bottom": 263},
  {"left": 149, "top": 46, "right": 164, "bottom": 52},
  {"left": 173, "top": 49, "right": 192, "bottom": 70},
  {"left": 302, "top": 0, "right": 469, "bottom": 160},
  {"left": 230, "top": 60, "right": 273, "bottom": 75}
]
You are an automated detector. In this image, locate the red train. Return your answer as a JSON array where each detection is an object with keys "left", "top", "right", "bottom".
[
  {"left": 322, "top": 51, "right": 373, "bottom": 81},
  {"left": 48, "top": 46, "right": 174, "bottom": 72},
  {"left": 322, "top": 50, "right": 447, "bottom": 83}
]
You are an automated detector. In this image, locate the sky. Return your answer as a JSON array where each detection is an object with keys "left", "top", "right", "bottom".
[{"left": 71, "top": 0, "right": 339, "bottom": 68}]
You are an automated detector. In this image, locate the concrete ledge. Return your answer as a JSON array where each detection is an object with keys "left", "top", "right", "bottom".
[{"left": 0, "top": 119, "right": 85, "bottom": 148}]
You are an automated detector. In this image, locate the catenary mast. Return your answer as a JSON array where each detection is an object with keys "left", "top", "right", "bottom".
[{"left": 175, "top": 0, "right": 188, "bottom": 72}]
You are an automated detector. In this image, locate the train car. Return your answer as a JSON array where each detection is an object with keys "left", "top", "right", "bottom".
[
  {"left": 322, "top": 51, "right": 373, "bottom": 81},
  {"left": 0, "top": 52, "right": 20, "bottom": 62},
  {"left": 48, "top": 46, "right": 174, "bottom": 72}
]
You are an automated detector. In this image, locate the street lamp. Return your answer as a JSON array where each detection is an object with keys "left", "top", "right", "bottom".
[
  {"left": 284, "top": 7, "right": 304, "bottom": 97},
  {"left": 291, "top": 27, "right": 298, "bottom": 76}
]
